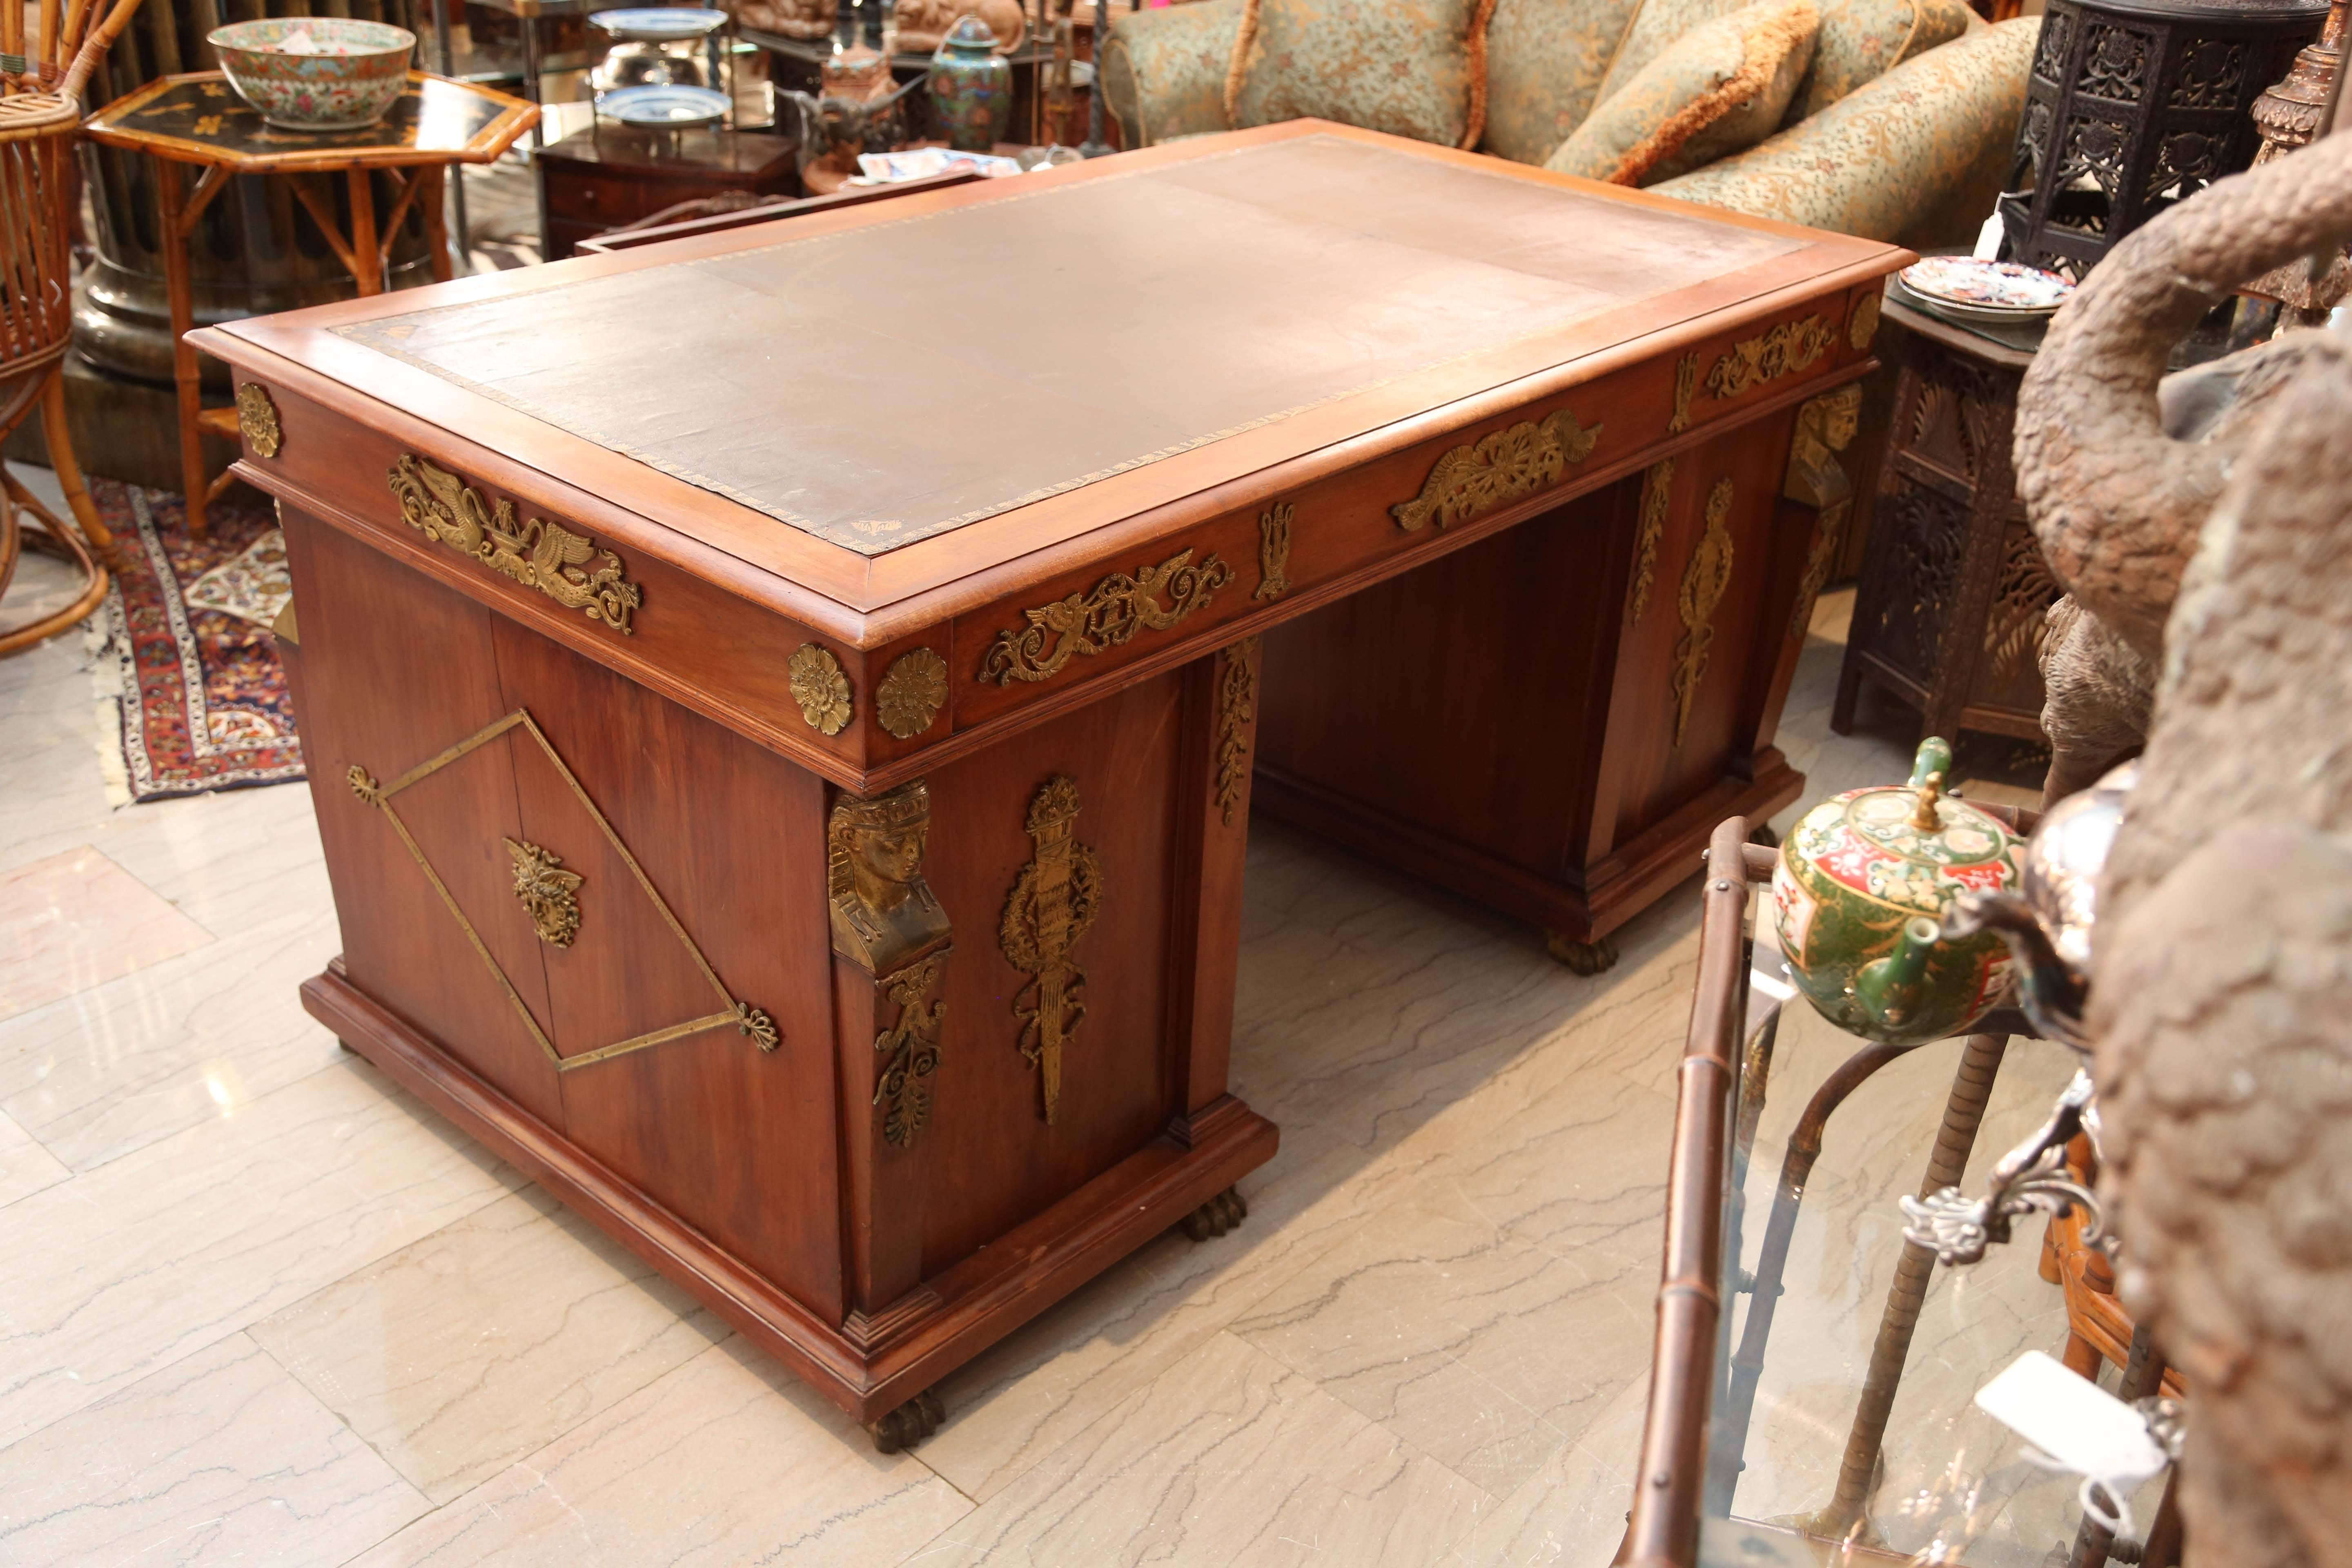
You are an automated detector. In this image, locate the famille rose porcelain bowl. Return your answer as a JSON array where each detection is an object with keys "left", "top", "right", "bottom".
[
  {"left": 209, "top": 18, "right": 415, "bottom": 131},
  {"left": 1771, "top": 738, "right": 2023, "bottom": 1046}
]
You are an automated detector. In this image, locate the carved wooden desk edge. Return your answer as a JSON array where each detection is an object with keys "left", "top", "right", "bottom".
[
  {"left": 220, "top": 333, "right": 1886, "bottom": 804},
  {"left": 944, "top": 322, "right": 1886, "bottom": 682},
  {"left": 196, "top": 236, "right": 1904, "bottom": 612},
  {"left": 234, "top": 454, "right": 877, "bottom": 784}
]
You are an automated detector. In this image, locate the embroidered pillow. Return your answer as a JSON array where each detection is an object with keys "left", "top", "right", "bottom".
[
  {"left": 1654, "top": 16, "right": 2039, "bottom": 243},
  {"left": 1101, "top": 0, "right": 1245, "bottom": 145},
  {"left": 1483, "top": 0, "right": 1646, "bottom": 164},
  {"left": 1592, "top": 0, "right": 1756, "bottom": 107},
  {"left": 1793, "top": 0, "right": 1975, "bottom": 120},
  {"left": 1225, "top": 0, "right": 1497, "bottom": 151},
  {"left": 1546, "top": 0, "right": 1819, "bottom": 186}
]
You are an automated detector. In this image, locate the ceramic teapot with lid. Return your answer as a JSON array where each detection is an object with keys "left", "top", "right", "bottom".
[{"left": 1770, "top": 737, "right": 2022, "bottom": 1045}]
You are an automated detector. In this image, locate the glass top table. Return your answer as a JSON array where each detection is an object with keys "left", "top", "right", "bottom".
[{"left": 1621, "top": 822, "right": 2174, "bottom": 1568}]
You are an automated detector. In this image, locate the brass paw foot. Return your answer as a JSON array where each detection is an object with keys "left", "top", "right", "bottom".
[
  {"left": 866, "top": 1388, "right": 945, "bottom": 1454},
  {"left": 1179, "top": 1186, "right": 1247, "bottom": 1241},
  {"left": 1545, "top": 931, "right": 1621, "bottom": 975}
]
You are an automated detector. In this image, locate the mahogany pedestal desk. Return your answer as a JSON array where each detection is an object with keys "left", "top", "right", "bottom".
[{"left": 194, "top": 123, "right": 1907, "bottom": 1447}]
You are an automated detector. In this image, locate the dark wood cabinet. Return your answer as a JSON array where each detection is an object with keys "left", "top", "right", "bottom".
[{"left": 536, "top": 125, "right": 800, "bottom": 260}]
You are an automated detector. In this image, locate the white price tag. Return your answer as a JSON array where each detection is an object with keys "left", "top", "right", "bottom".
[
  {"left": 1972, "top": 212, "right": 2006, "bottom": 262},
  {"left": 1975, "top": 1352, "right": 2169, "bottom": 1536}
]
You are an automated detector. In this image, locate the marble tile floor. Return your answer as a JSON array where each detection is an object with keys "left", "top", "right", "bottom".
[{"left": 0, "top": 477, "right": 2089, "bottom": 1568}]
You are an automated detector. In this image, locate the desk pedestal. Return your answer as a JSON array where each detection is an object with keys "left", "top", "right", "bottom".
[
  {"left": 278, "top": 507, "right": 1275, "bottom": 1434},
  {"left": 1259, "top": 404, "right": 1815, "bottom": 963}
]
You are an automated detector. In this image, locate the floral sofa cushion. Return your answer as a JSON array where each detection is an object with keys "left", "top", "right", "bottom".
[
  {"left": 1592, "top": 0, "right": 1759, "bottom": 107},
  {"left": 1227, "top": 0, "right": 1493, "bottom": 149},
  {"left": 1547, "top": 0, "right": 1819, "bottom": 185},
  {"left": 1102, "top": 0, "right": 2040, "bottom": 248},
  {"left": 1653, "top": 16, "right": 2040, "bottom": 243},
  {"left": 1100, "top": 0, "right": 1243, "bottom": 145},
  {"left": 1794, "top": 0, "right": 1978, "bottom": 118},
  {"left": 1484, "top": 0, "right": 1648, "bottom": 164}
]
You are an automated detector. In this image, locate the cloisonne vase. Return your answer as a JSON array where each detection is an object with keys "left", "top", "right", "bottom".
[
  {"left": 1770, "top": 738, "right": 2023, "bottom": 1046},
  {"left": 929, "top": 15, "right": 1011, "bottom": 152}
]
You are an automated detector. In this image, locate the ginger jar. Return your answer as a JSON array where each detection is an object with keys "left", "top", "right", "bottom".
[
  {"left": 929, "top": 16, "right": 1011, "bottom": 153},
  {"left": 1770, "top": 738, "right": 2022, "bottom": 1045}
]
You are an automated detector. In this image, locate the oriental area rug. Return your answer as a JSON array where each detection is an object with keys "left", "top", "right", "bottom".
[{"left": 91, "top": 481, "right": 304, "bottom": 804}]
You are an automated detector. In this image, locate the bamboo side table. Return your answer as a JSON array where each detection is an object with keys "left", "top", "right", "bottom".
[{"left": 83, "top": 72, "right": 536, "bottom": 537}]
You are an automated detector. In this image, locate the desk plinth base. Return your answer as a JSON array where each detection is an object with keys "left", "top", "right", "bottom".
[{"left": 304, "top": 962, "right": 1278, "bottom": 1431}]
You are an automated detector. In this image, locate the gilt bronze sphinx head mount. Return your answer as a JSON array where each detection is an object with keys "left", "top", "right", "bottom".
[{"left": 828, "top": 780, "right": 953, "bottom": 973}]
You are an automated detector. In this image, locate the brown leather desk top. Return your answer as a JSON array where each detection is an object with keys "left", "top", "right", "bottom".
[
  {"left": 333, "top": 134, "right": 1804, "bottom": 557},
  {"left": 204, "top": 123, "right": 1902, "bottom": 675}
]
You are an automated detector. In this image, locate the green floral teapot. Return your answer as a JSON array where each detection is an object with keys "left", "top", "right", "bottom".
[{"left": 1769, "top": 738, "right": 2022, "bottom": 1045}]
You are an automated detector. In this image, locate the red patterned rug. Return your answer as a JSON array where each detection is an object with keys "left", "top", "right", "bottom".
[{"left": 94, "top": 481, "right": 305, "bottom": 804}]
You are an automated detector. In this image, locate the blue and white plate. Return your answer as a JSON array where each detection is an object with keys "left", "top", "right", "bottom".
[
  {"left": 599, "top": 83, "right": 730, "bottom": 126},
  {"left": 590, "top": 7, "right": 729, "bottom": 38}
]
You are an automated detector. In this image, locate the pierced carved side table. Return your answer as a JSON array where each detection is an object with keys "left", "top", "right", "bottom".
[
  {"left": 1833, "top": 283, "right": 2060, "bottom": 749},
  {"left": 82, "top": 71, "right": 537, "bottom": 537}
]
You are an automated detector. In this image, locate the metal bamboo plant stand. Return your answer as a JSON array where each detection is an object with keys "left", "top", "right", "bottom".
[
  {"left": 1619, "top": 814, "right": 2186, "bottom": 1568},
  {"left": 0, "top": 0, "right": 144, "bottom": 657}
]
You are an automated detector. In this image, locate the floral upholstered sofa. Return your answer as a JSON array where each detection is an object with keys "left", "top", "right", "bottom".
[{"left": 1100, "top": 0, "right": 2042, "bottom": 246}]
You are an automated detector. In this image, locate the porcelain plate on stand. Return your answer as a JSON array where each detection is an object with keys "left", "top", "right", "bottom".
[
  {"left": 590, "top": 7, "right": 729, "bottom": 37},
  {"left": 599, "top": 83, "right": 730, "bottom": 126},
  {"left": 1900, "top": 257, "right": 2074, "bottom": 324}
]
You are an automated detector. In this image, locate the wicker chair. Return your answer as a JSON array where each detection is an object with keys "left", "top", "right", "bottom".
[{"left": 0, "top": 0, "right": 142, "bottom": 658}]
